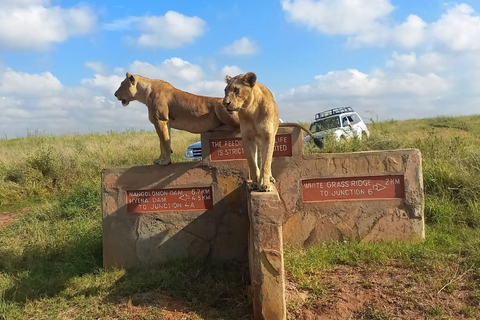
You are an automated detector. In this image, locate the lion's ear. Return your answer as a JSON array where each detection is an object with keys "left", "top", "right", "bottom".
[
  {"left": 244, "top": 72, "right": 257, "bottom": 87},
  {"left": 128, "top": 73, "right": 135, "bottom": 84},
  {"left": 225, "top": 75, "right": 232, "bottom": 83}
]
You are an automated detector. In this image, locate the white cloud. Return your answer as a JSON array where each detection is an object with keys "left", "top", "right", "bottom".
[
  {"left": 283, "top": 1, "right": 480, "bottom": 52},
  {"left": 0, "top": 68, "right": 146, "bottom": 137},
  {"left": 125, "top": 59, "right": 241, "bottom": 97},
  {"left": 0, "top": 60, "right": 243, "bottom": 137},
  {"left": 221, "top": 65, "right": 243, "bottom": 77},
  {"left": 277, "top": 51, "right": 458, "bottom": 122},
  {"left": 105, "top": 11, "right": 206, "bottom": 48},
  {"left": 0, "top": 1, "right": 95, "bottom": 50},
  {"left": 1, "top": 50, "right": 479, "bottom": 137},
  {"left": 282, "top": 0, "right": 429, "bottom": 48},
  {"left": 81, "top": 74, "right": 124, "bottom": 96},
  {"left": 385, "top": 52, "right": 417, "bottom": 70},
  {"left": 222, "top": 37, "right": 258, "bottom": 55},
  {"left": 385, "top": 52, "right": 447, "bottom": 73},
  {"left": 185, "top": 80, "right": 227, "bottom": 97},
  {"left": 136, "top": 11, "right": 206, "bottom": 48},
  {"left": 392, "top": 15, "right": 427, "bottom": 48},
  {"left": 282, "top": 69, "right": 381, "bottom": 103},
  {"left": 282, "top": 0, "right": 393, "bottom": 34},
  {"left": 0, "top": 69, "right": 62, "bottom": 96},
  {"left": 129, "top": 58, "right": 204, "bottom": 84},
  {"left": 85, "top": 62, "right": 111, "bottom": 76},
  {"left": 0, "top": 0, "right": 49, "bottom": 5},
  {"left": 388, "top": 72, "right": 449, "bottom": 96},
  {"left": 431, "top": 4, "right": 480, "bottom": 51},
  {"left": 347, "top": 14, "right": 427, "bottom": 48}
]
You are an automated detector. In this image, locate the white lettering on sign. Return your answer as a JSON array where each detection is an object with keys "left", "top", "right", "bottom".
[
  {"left": 126, "top": 186, "right": 213, "bottom": 212},
  {"left": 210, "top": 134, "right": 293, "bottom": 161},
  {"left": 302, "top": 175, "right": 405, "bottom": 202},
  {"left": 211, "top": 141, "right": 222, "bottom": 148}
]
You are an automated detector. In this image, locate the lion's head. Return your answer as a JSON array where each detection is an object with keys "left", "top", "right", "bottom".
[
  {"left": 223, "top": 72, "right": 257, "bottom": 113},
  {"left": 114, "top": 73, "right": 138, "bottom": 106}
]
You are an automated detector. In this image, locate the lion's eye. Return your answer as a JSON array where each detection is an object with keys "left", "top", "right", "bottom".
[{"left": 233, "top": 88, "right": 239, "bottom": 94}]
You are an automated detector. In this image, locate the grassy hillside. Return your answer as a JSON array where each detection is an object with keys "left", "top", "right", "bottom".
[
  {"left": 297, "top": 115, "right": 480, "bottom": 318},
  {"left": 1, "top": 115, "right": 479, "bottom": 319}
]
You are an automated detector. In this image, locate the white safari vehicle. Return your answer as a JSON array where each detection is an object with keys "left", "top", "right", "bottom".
[{"left": 304, "top": 107, "right": 370, "bottom": 143}]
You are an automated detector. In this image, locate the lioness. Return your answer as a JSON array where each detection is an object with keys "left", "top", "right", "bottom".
[
  {"left": 223, "top": 72, "right": 322, "bottom": 192},
  {"left": 114, "top": 73, "right": 240, "bottom": 165}
]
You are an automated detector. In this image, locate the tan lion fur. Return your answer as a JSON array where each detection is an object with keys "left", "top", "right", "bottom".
[
  {"left": 223, "top": 72, "right": 279, "bottom": 192},
  {"left": 223, "top": 72, "right": 322, "bottom": 192},
  {"left": 114, "top": 73, "right": 240, "bottom": 165}
]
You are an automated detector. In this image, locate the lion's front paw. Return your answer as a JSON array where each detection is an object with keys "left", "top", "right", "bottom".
[
  {"left": 258, "top": 183, "right": 274, "bottom": 192},
  {"left": 153, "top": 158, "right": 172, "bottom": 166},
  {"left": 247, "top": 181, "right": 259, "bottom": 191}
]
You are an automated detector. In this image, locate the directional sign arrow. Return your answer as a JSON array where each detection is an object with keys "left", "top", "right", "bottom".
[
  {"left": 372, "top": 183, "right": 386, "bottom": 192},
  {"left": 179, "top": 194, "right": 190, "bottom": 201}
]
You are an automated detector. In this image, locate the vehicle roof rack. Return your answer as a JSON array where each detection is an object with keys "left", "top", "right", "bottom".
[{"left": 315, "top": 107, "right": 354, "bottom": 120}]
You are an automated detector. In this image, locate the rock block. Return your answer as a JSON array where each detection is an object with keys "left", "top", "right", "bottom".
[
  {"left": 248, "top": 187, "right": 286, "bottom": 320},
  {"left": 101, "top": 162, "right": 249, "bottom": 269},
  {"left": 282, "top": 149, "right": 424, "bottom": 246}
]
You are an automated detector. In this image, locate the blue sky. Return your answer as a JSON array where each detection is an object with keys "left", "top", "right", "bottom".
[{"left": 1, "top": 0, "right": 480, "bottom": 138}]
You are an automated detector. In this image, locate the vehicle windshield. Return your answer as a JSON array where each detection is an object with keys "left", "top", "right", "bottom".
[{"left": 309, "top": 116, "right": 340, "bottom": 132}]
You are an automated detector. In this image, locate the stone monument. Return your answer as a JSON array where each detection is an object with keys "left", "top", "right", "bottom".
[{"left": 102, "top": 126, "right": 424, "bottom": 319}]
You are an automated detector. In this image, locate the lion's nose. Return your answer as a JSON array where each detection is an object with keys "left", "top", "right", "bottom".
[
  {"left": 114, "top": 92, "right": 117, "bottom": 97},
  {"left": 223, "top": 100, "right": 230, "bottom": 107}
]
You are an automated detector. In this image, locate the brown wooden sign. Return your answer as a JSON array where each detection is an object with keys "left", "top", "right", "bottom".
[
  {"left": 209, "top": 134, "right": 292, "bottom": 161},
  {"left": 302, "top": 175, "right": 405, "bottom": 202},
  {"left": 126, "top": 186, "right": 213, "bottom": 213}
]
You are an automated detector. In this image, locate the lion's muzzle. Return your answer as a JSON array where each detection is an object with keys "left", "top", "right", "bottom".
[
  {"left": 114, "top": 91, "right": 129, "bottom": 106},
  {"left": 223, "top": 99, "right": 240, "bottom": 113}
]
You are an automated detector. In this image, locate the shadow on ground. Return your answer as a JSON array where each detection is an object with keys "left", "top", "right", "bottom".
[{"left": 104, "top": 260, "right": 252, "bottom": 319}]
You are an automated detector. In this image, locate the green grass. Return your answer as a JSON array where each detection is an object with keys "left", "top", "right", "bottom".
[
  {"left": 0, "top": 130, "right": 248, "bottom": 319},
  {"left": 292, "top": 115, "right": 480, "bottom": 316},
  {"left": 1, "top": 115, "right": 480, "bottom": 318},
  {"left": 0, "top": 129, "right": 200, "bottom": 212},
  {"left": 351, "top": 303, "right": 393, "bottom": 320}
]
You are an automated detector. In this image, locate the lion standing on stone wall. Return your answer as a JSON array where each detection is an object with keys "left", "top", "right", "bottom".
[
  {"left": 114, "top": 73, "right": 240, "bottom": 165},
  {"left": 223, "top": 72, "right": 322, "bottom": 192}
]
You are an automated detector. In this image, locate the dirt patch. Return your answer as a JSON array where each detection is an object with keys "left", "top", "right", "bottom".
[
  {"left": 106, "top": 292, "right": 202, "bottom": 320},
  {"left": 0, "top": 207, "right": 30, "bottom": 228},
  {"left": 286, "top": 265, "right": 478, "bottom": 319},
  {"left": 108, "top": 291, "right": 250, "bottom": 320}
]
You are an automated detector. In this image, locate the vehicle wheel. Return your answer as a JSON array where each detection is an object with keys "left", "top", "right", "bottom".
[{"left": 339, "top": 135, "right": 347, "bottom": 142}]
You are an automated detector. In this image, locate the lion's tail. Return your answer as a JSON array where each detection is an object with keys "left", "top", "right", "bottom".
[{"left": 278, "top": 122, "right": 324, "bottom": 149}]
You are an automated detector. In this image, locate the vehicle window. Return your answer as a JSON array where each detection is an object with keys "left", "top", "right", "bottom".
[
  {"left": 350, "top": 113, "right": 361, "bottom": 124},
  {"left": 313, "top": 116, "right": 340, "bottom": 131}
]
